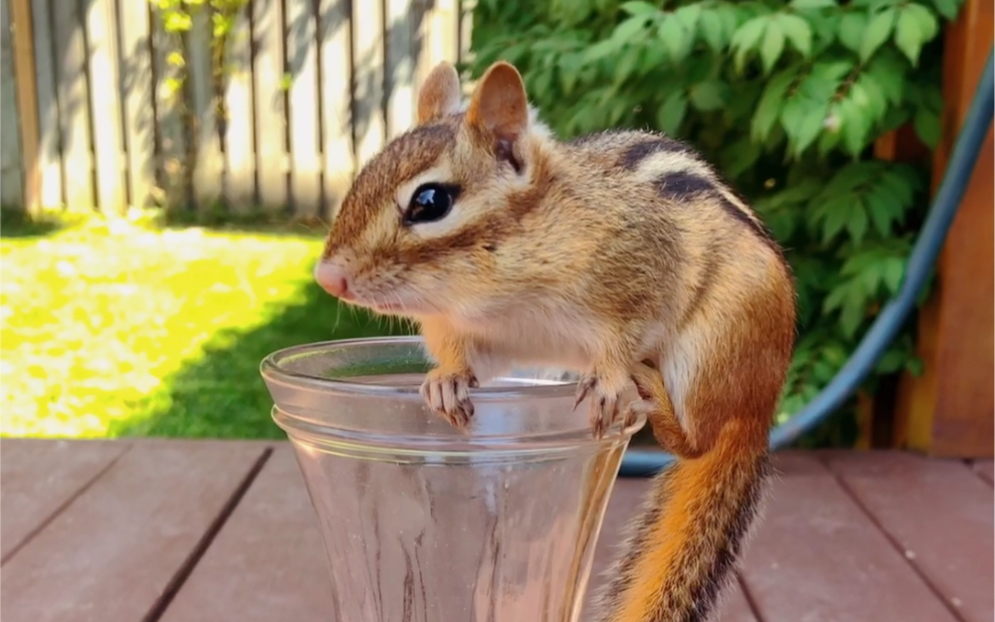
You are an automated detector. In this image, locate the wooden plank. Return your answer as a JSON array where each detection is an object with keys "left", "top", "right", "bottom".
[
  {"left": 826, "top": 451, "right": 994, "bottom": 622},
  {"left": 1, "top": 0, "right": 24, "bottom": 208},
  {"left": 351, "top": 0, "right": 385, "bottom": 166},
  {"left": 51, "top": 0, "right": 95, "bottom": 209},
  {"left": 286, "top": 0, "right": 322, "bottom": 217},
  {"left": 151, "top": 4, "right": 188, "bottom": 207},
  {"left": 894, "top": 0, "right": 994, "bottom": 458},
  {"left": 583, "top": 478, "right": 759, "bottom": 622},
  {"left": 159, "top": 446, "right": 334, "bottom": 622},
  {"left": 222, "top": 1, "right": 255, "bottom": 210},
  {"left": 384, "top": 0, "right": 414, "bottom": 139},
  {"left": 0, "top": 439, "right": 129, "bottom": 562},
  {"left": 318, "top": 0, "right": 354, "bottom": 218},
  {"left": 0, "top": 441, "right": 268, "bottom": 622},
  {"left": 85, "top": 0, "right": 127, "bottom": 213},
  {"left": 739, "top": 451, "right": 960, "bottom": 621},
  {"left": 970, "top": 459, "right": 994, "bottom": 485},
  {"left": 30, "top": 0, "right": 63, "bottom": 209},
  {"left": 188, "top": 5, "right": 224, "bottom": 211},
  {"left": 252, "top": 0, "right": 288, "bottom": 211}
]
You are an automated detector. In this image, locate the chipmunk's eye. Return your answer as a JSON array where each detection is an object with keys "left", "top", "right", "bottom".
[{"left": 403, "top": 183, "right": 459, "bottom": 225}]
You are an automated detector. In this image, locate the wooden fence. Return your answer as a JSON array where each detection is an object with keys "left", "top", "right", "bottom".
[{"left": 0, "top": 0, "right": 473, "bottom": 219}]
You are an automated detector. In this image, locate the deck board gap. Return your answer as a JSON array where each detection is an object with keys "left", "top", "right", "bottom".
[
  {"left": 830, "top": 471, "right": 968, "bottom": 622},
  {"left": 734, "top": 571, "right": 765, "bottom": 622},
  {"left": 0, "top": 442, "right": 133, "bottom": 567},
  {"left": 142, "top": 446, "right": 275, "bottom": 622}
]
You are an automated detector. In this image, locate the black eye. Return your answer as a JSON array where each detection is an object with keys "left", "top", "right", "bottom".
[{"left": 403, "top": 183, "right": 459, "bottom": 225}]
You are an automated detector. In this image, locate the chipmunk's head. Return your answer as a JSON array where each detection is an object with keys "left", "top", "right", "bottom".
[{"left": 315, "top": 60, "right": 552, "bottom": 318}]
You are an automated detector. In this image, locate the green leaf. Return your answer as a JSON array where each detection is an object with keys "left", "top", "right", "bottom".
[
  {"left": 752, "top": 68, "right": 797, "bottom": 141},
  {"left": 931, "top": 0, "right": 961, "bottom": 20},
  {"left": 614, "top": 46, "right": 644, "bottom": 84},
  {"left": 846, "top": 200, "right": 869, "bottom": 244},
  {"left": 582, "top": 39, "right": 618, "bottom": 64},
  {"left": 860, "top": 9, "right": 896, "bottom": 62},
  {"left": 778, "top": 14, "right": 813, "bottom": 57},
  {"left": 689, "top": 80, "right": 728, "bottom": 112},
  {"left": 732, "top": 16, "right": 769, "bottom": 72},
  {"left": 698, "top": 8, "right": 726, "bottom": 52},
  {"left": 914, "top": 106, "right": 942, "bottom": 148},
  {"left": 780, "top": 95, "right": 827, "bottom": 158},
  {"left": 838, "top": 13, "right": 868, "bottom": 54},
  {"left": 658, "top": 15, "right": 692, "bottom": 60},
  {"left": 895, "top": 4, "right": 939, "bottom": 66},
  {"left": 789, "top": 0, "right": 837, "bottom": 8},
  {"left": 620, "top": 1, "right": 660, "bottom": 16},
  {"left": 882, "top": 257, "right": 905, "bottom": 292},
  {"left": 673, "top": 4, "right": 703, "bottom": 33},
  {"left": 760, "top": 20, "right": 786, "bottom": 74},
  {"left": 613, "top": 15, "right": 652, "bottom": 44},
  {"left": 657, "top": 90, "right": 688, "bottom": 134}
]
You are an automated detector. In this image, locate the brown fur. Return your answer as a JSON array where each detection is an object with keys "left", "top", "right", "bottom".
[{"left": 316, "top": 60, "right": 798, "bottom": 622}]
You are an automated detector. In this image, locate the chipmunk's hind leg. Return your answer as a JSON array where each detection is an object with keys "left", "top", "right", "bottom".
[{"left": 626, "top": 361, "right": 703, "bottom": 459}]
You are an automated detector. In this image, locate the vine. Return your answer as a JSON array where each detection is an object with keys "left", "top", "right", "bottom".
[{"left": 149, "top": 0, "right": 250, "bottom": 208}]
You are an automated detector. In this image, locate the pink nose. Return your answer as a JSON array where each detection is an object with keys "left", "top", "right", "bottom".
[{"left": 314, "top": 261, "right": 351, "bottom": 298}]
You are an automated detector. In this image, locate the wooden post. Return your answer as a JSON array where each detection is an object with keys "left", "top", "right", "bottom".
[
  {"left": 893, "top": 0, "right": 994, "bottom": 458},
  {"left": 8, "top": 0, "right": 40, "bottom": 213}
]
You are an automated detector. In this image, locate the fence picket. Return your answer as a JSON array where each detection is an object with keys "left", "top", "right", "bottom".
[
  {"left": 29, "top": 0, "right": 61, "bottom": 209},
  {"left": 87, "top": 0, "right": 127, "bottom": 213},
  {"left": 224, "top": 2, "right": 255, "bottom": 211},
  {"left": 318, "top": 0, "right": 353, "bottom": 219},
  {"left": 189, "top": 6, "right": 223, "bottom": 208},
  {"left": 118, "top": 0, "right": 155, "bottom": 209},
  {"left": 351, "top": 0, "right": 385, "bottom": 167},
  {"left": 385, "top": 0, "right": 414, "bottom": 139},
  {"left": 1, "top": 0, "right": 23, "bottom": 208},
  {"left": 286, "top": 0, "right": 321, "bottom": 217},
  {"left": 52, "top": 0, "right": 94, "bottom": 208},
  {"left": 252, "top": 0, "right": 288, "bottom": 211}
]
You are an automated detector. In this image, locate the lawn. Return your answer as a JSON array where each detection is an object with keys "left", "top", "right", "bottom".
[{"left": 0, "top": 212, "right": 408, "bottom": 439}]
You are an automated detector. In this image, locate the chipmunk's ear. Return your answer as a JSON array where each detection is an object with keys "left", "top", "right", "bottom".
[
  {"left": 466, "top": 61, "right": 529, "bottom": 146},
  {"left": 417, "top": 62, "right": 462, "bottom": 124}
]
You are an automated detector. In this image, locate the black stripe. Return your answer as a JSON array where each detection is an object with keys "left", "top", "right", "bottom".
[
  {"left": 654, "top": 170, "right": 715, "bottom": 201},
  {"left": 653, "top": 170, "right": 784, "bottom": 258},
  {"left": 620, "top": 137, "right": 691, "bottom": 170}
]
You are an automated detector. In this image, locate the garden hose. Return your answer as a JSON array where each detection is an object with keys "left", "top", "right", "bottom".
[{"left": 619, "top": 47, "right": 995, "bottom": 478}]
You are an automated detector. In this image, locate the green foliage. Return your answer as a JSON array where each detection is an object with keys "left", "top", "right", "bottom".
[{"left": 467, "top": 0, "right": 962, "bottom": 438}]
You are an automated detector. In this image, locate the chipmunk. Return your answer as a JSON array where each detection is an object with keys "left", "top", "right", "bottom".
[{"left": 314, "top": 60, "right": 796, "bottom": 622}]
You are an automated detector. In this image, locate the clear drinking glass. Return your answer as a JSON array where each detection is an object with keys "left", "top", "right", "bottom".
[{"left": 260, "top": 336, "right": 645, "bottom": 622}]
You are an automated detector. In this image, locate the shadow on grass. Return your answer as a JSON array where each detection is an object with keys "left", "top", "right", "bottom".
[
  {"left": 112, "top": 281, "right": 415, "bottom": 440},
  {"left": 0, "top": 208, "right": 79, "bottom": 239}
]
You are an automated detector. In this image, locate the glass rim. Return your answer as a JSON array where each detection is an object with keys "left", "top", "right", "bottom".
[{"left": 259, "top": 336, "right": 580, "bottom": 401}]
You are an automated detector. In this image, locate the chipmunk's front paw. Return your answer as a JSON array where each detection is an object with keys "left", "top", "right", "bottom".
[
  {"left": 420, "top": 368, "right": 479, "bottom": 430},
  {"left": 574, "top": 371, "right": 626, "bottom": 439}
]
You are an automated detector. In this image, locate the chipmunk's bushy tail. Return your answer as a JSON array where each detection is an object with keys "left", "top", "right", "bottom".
[{"left": 593, "top": 419, "right": 770, "bottom": 622}]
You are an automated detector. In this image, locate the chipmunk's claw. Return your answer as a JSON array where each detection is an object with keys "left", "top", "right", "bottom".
[
  {"left": 420, "top": 369, "right": 478, "bottom": 431},
  {"left": 575, "top": 372, "right": 623, "bottom": 439}
]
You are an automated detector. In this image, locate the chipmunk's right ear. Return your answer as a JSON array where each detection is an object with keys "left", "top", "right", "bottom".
[
  {"left": 417, "top": 62, "right": 462, "bottom": 124},
  {"left": 466, "top": 61, "right": 528, "bottom": 146}
]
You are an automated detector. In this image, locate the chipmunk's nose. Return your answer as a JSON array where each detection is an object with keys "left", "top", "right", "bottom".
[{"left": 314, "top": 260, "right": 352, "bottom": 299}]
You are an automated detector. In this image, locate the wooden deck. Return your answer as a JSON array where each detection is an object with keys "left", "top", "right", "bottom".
[{"left": 1, "top": 439, "right": 991, "bottom": 622}]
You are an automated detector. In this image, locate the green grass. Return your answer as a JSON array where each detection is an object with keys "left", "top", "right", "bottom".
[{"left": 0, "top": 211, "right": 410, "bottom": 439}]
